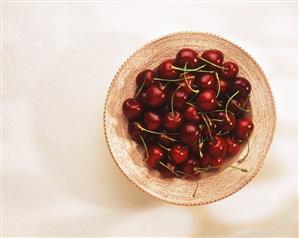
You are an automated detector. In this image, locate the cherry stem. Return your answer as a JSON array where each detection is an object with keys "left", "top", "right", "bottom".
[
  {"left": 198, "top": 57, "right": 223, "bottom": 69},
  {"left": 134, "top": 74, "right": 146, "bottom": 98},
  {"left": 185, "top": 102, "right": 203, "bottom": 112},
  {"left": 194, "top": 164, "right": 247, "bottom": 173},
  {"left": 204, "top": 113, "right": 214, "bottom": 127},
  {"left": 153, "top": 77, "right": 183, "bottom": 82},
  {"left": 183, "top": 67, "right": 200, "bottom": 94},
  {"left": 198, "top": 70, "right": 215, "bottom": 73},
  {"left": 237, "top": 136, "right": 250, "bottom": 164},
  {"left": 225, "top": 91, "right": 239, "bottom": 121},
  {"left": 217, "top": 130, "right": 230, "bottom": 136},
  {"left": 159, "top": 161, "right": 180, "bottom": 177},
  {"left": 202, "top": 114, "right": 214, "bottom": 142},
  {"left": 139, "top": 135, "right": 149, "bottom": 159},
  {"left": 158, "top": 143, "right": 171, "bottom": 151},
  {"left": 215, "top": 72, "right": 221, "bottom": 98},
  {"left": 225, "top": 94, "right": 251, "bottom": 112},
  {"left": 228, "top": 165, "right": 248, "bottom": 172},
  {"left": 134, "top": 122, "right": 163, "bottom": 135},
  {"left": 160, "top": 134, "right": 178, "bottom": 142},
  {"left": 175, "top": 170, "right": 199, "bottom": 197},
  {"left": 171, "top": 91, "right": 175, "bottom": 114},
  {"left": 171, "top": 64, "right": 207, "bottom": 72},
  {"left": 211, "top": 118, "right": 223, "bottom": 122}
]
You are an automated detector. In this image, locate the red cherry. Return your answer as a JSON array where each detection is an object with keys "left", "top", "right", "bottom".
[
  {"left": 136, "top": 69, "right": 154, "bottom": 89},
  {"left": 201, "top": 123, "right": 217, "bottom": 138},
  {"left": 224, "top": 137, "right": 240, "bottom": 157},
  {"left": 158, "top": 161, "right": 177, "bottom": 178},
  {"left": 201, "top": 49, "right": 224, "bottom": 66},
  {"left": 227, "top": 97, "right": 248, "bottom": 115},
  {"left": 235, "top": 117, "right": 254, "bottom": 141},
  {"left": 163, "top": 111, "right": 183, "bottom": 132},
  {"left": 175, "top": 48, "right": 199, "bottom": 68},
  {"left": 230, "top": 77, "right": 251, "bottom": 99},
  {"left": 219, "top": 77, "right": 229, "bottom": 95},
  {"left": 172, "top": 88, "right": 188, "bottom": 110},
  {"left": 157, "top": 59, "right": 178, "bottom": 79},
  {"left": 179, "top": 123, "right": 200, "bottom": 144},
  {"left": 146, "top": 145, "right": 164, "bottom": 168},
  {"left": 180, "top": 156, "right": 200, "bottom": 178},
  {"left": 136, "top": 91, "right": 147, "bottom": 106},
  {"left": 220, "top": 62, "right": 239, "bottom": 79},
  {"left": 214, "top": 111, "right": 236, "bottom": 132},
  {"left": 196, "top": 73, "right": 217, "bottom": 90},
  {"left": 122, "top": 98, "right": 143, "bottom": 120},
  {"left": 196, "top": 89, "right": 217, "bottom": 111},
  {"left": 210, "top": 156, "right": 225, "bottom": 167},
  {"left": 200, "top": 154, "right": 213, "bottom": 168},
  {"left": 180, "top": 75, "right": 198, "bottom": 97},
  {"left": 145, "top": 84, "right": 166, "bottom": 108},
  {"left": 206, "top": 136, "right": 227, "bottom": 158},
  {"left": 128, "top": 122, "right": 145, "bottom": 143},
  {"left": 183, "top": 105, "right": 203, "bottom": 123},
  {"left": 143, "top": 111, "right": 162, "bottom": 131},
  {"left": 171, "top": 144, "right": 189, "bottom": 164}
]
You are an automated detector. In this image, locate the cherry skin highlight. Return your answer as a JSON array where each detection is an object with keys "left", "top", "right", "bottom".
[
  {"left": 145, "top": 84, "right": 166, "bottom": 108},
  {"left": 197, "top": 89, "right": 217, "bottom": 111},
  {"left": 171, "top": 144, "right": 189, "bottom": 164},
  {"left": 230, "top": 77, "right": 252, "bottom": 99},
  {"left": 206, "top": 135, "right": 227, "bottom": 158}
]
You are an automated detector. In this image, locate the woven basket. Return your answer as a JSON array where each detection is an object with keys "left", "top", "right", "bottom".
[{"left": 104, "top": 32, "right": 276, "bottom": 205}]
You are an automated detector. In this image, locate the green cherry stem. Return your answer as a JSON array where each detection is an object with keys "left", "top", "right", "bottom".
[
  {"left": 202, "top": 114, "right": 214, "bottom": 142},
  {"left": 139, "top": 135, "right": 149, "bottom": 159},
  {"left": 215, "top": 72, "right": 221, "bottom": 98},
  {"left": 198, "top": 57, "right": 223, "bottom": 69},
  {"left": 183, "top": 69, "right": 200, "bottom": 94},
  {"left": 175, "top": 170, "right": 199, "bottom": 197},
  {"left": 134, "top": 122, "right": 163, "bottom": 135},
  {"left": 159, "top": 161, "right": 180, "bottom": 177},
  {"left": 134, "top": 74, "right": 146, "bottom": 98},
  {"left": 171, "top": 64, "right": 207, "bottom": 72},
  {"left": 160, "top": 134, "right": 178, "bottom": 142},
  {"left": 225, "top": 91, "right": 239, "bottom": 121},
  {"left": 225, "top": 94, "right": 251, "bottom": 112},
  {"left": 158, "top": 143, "right": 171, "bottom": 151},
  {"left": 153, "top": 77, "right": 183, "bottom": 82},
  {"left": 237, "top": 136, "right": 250, "bottom": 164}
]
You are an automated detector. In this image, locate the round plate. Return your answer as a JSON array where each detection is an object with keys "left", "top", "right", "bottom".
[{"left": 104, "top": 32, "right": 276, "bottom": 205}]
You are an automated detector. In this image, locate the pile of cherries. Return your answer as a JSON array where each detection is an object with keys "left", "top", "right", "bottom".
[{"left": 122, "top": 48, "right": 254, "bottom": 182}]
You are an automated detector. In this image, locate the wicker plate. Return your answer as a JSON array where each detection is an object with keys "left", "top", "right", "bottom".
[{"left": 104, "top": 32, "right": 276, "bottom": 205}]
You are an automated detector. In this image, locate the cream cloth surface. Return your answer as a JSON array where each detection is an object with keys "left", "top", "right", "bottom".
[{"left": 3, "top": 2, "right": 297, "bottom": 237}]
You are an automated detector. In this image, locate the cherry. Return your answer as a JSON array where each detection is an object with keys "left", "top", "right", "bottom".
[
  {"left": 180, "top": 123, "right": 200, "bottom": 144},
  {"left": 235, "top": 117, "right": 254, "bottom": 141},
  {"left": 157, "top": 59, "right": 179, "bottom": 79},
  {"left": 180, "top": 76, "right": 198, "bottom": 97},
  {"left": 196, "top": 73, "right": 217, "bottom": 91},
  {"left": 145, "top": 84, "right": 166, "bottom": 108},
  {"left": 128, "top": 122, "right": 145, "bottom": 143},
  {"left": 143, "top": 111, "right": 162, "bottom": 131},
  {"left": 227, "top": 97, "right": 248, "bottom": 115},
  {"left": 158, "top": 160, "right": 177, "bottom": 178},
  {"left": 136, "top": 91, "right": 147, "bottom": 106},
  {"left": 224, "top": 137, "right": 240, "bottom": 157},
  {"left": 183, "top": 104, "right": 203, "bottom": 123},
  {"left": 219, "top": 77, "right": 229, "bottom": 95},
  {"left": 172, "top": 88, "right": 188, "bottom": 110},
  {"left": 201, "top": 123, "right": 217, "bottom": 138},
  {"left": 136, "top": 69, "right": 154, "bottom": 89},
  {"left": 196, "top": 89, "right": 217, "bottom": 111},
  {"left": 201, "top": 49, "right": 224, "bottom": 67},
  {"left": 220, "top": 62, "right": 239, "bottom": 79},
  {"left": 122, "top": 98, "right": 143, "bottom": 120},
  {"left": 158, "top": 134, "right": 177, "bottom": 147},
  {"left": 210, "top": 156, "right": 225, "bottom": 167},
  {"left": 206, "top": 135, "right": 227, "bottom": 158},
  {"left": 171, "top": 144, "right": 189, "bottom": 164},
  {"left": 163, "top": 111, "right": 183, "bottom": 132},
  {"left": 200, "top": 154, "right": 213, "bottom": 168},
  {"left": 180, "top": 156, "right": 200, "bottom": 178},
  {"left": 214, "top": 111, "right": 236, "bottom": 132},
  {"left": 230, "top": 77, "right": 251, "bottom": 98},
  {"left": 146, "top": 145, "right": 164, "bottom": 168},
  {"left": 175, "top": 48, "right": 199, "bottom": 68}
]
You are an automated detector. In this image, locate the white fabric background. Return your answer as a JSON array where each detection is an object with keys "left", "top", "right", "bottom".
[{"left": 3, "top": 2, "right": 298, "bottom": 237}]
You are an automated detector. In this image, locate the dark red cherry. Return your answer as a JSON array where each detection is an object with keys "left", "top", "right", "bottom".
[
  {"left": 201, "top": 123, "right": 217, "bottom": 138},
  {"left": 157, "top": 59, "right": 179, "bottom": 79},
  {"left": 183, "top": 105, "right": 203, "bottom": 123},
  {"left": 171, "top": 144, "right": 189, "bottom": 164},
  {"left": 143, "top": 111, "right": 162, "bottom": 131},
  {"left": 128, "top": 122, "right": 145, "bottom": 143},
  {"left": 122, "top": 98, "right": 143, "bottom": 120},
  {"left": 146, "top": 145, "right": 164, "bottom": 168},
  {"left": 163, "top": 111, "right": 183, "bottom": 132},
  {"left": 180, "top": 123, "right": 200, "bottom": 145},
  {"left": 200, "top": 154, "right": 213, "bottom": 168},
  {"left": 230, "top": 77, "right": 251, "bottom": 98},
  {"left": 220, "top": 62, "right": 239, "bottom": 79},
  {"left": 136, "top": 69, "right": 154, "bottom": 89},
  {"left": 224, "top": 137, "right": 240, "bottom": 157},
  {"left": 180, "top": 156, "right": 200, "bottom": 178},
  {"left": 235, "top": 117, "right": 254, "bottom": 141},
  {"left": 145, "top": 84, "right": 166, "bottom": 108},
  {"left": 158, "top": 134, "right": 177, "bottom": 147},
  {"left": 175, "top": 48, "right": 199, "bottom": 68},
  {"left": 219, "top": 77, "right": 229, "bottom": 95},
  {"left": 180, "top": 75, "right": 198, "bottom": 97},
  {"left": 196, "top": 89, "right": 217, "bottom": 111},
  {"left": 201, "top": 49, "right": 224, "bottom": 66},
  {"left": 196, "top": 73, "right": 217, "bottom": 90},
  {"left": 206, "top": 136, "right": 227, "bottom": 158},
  {"left": 144, "top": 134, "right": 158, "bottom": 145},
  {"left": 214, "top": 111, "right": 236, "bottom": 132},
  {"left": 227, "top": 97, "right": 248, "bottom": 115},
  {"left": 172, "top": 88, "right": 188, "bottom": 110},
  {"left": 158, "top": 161, "right": 177, "bottom": 178},
  {"left": 136, "top": 91, "right": 147, "bottom": 106},
  {"left": 210, "top": 156, "right": 225, "bottom": 167}
]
